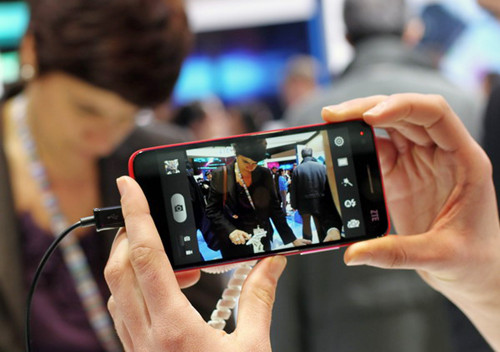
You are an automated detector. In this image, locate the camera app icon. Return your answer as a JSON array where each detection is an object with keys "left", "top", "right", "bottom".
[{"left": 174, "top": 204, "right": 184, "bottom": 212}]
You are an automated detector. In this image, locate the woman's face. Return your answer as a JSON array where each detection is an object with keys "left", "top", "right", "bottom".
[
  {"left": 29, "top": 72, "right": 139, "bottom": 159},
  {"left": 236, "top": 155, "right": 258, "bottom": 174}
]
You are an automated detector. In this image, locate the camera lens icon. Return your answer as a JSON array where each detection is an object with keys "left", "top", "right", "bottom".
[{"left": 334, "top": 136, "right": 344, "bottom": 147}]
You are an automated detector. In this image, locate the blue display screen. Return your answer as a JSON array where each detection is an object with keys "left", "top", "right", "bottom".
[{"left": 173, "top": 22, "right": 311, "bottom": 106}]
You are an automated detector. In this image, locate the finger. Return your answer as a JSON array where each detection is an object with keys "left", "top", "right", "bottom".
[
  {"left": 374, "top": 134, "right": 400, "bottom": 178},
  {"left": 236, "top": 256, "right": 287, "bottom": 344},
  {"left": 321, "top": 95, "right": 388, "bottom": 122},
  {"left": 175, "top": 270, "right": 201, "bottom": 289},
  {"left": 116, "top": 176, "right": 198, "bottom": 320},
  {"left": 108, "top": 296, "right": 133, "bottom": 352},
  {"left": 362, "top": 93, "right": 473, "bottom": 152},
  {"left": 344, "top": 234, "right": 449, "bottom": 272},
  {"left": 104, "top": 229, "right": 150, "bottom": 338}
]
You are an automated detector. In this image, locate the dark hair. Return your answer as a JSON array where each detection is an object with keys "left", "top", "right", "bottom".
[
  {"left": 233, "top": 138, "right": 267, "bottom": 162},
  {"left": 27, "top": 0, "right": 192, "bottom": 107},
  {"left": 301, "top": 147, "right": 313, "bottom": 158},
  {"left": 172, "top": 101, "right": 206, "bottom": 127},
  {"left": 343, "top": 0, "right": 407, "bottom": 45}
]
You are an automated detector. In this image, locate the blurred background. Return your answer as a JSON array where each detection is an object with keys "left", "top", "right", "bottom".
[{"left": 2, "top": 0, "right": 500, "bottom": 122}]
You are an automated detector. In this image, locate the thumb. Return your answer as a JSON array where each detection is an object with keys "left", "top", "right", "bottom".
[
  {"left": 235, "top": 256, "right": 287, "bottom": 345},
  {"left": 344, "top": 234, "right": 442, "bottom": 271}
]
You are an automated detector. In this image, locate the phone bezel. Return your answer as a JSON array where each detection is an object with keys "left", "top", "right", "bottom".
[{"left": 129, "top": 121, "right": 390, "bottom": 271}]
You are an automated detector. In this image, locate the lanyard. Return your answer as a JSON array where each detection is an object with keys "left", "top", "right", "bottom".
[
  {"left": 11, "top": 95, "right": 122, "bottom": 352},
  {"left": 234, "top": 161, "right": 256, "bottom": 210}
]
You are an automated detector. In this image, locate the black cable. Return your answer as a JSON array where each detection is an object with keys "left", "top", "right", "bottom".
[{"left": 25, "top": 206, "right": 124, "bottom": 352}]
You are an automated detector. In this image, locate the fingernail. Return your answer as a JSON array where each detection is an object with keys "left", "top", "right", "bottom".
[
  {"left": 269, "top": 256, "right": 287, "bottom": 279},
  {"left": 364, "top": 101, "right": 387, "bottom": 117},
  {"left": 116, "top": 176, "right": 128, "bottom": 197},
  {"left": 322, "top": 105, "right": 342, "bottom": 114},
  {"left": 345, "top": 252, "right": 372, "bottom": 266}
]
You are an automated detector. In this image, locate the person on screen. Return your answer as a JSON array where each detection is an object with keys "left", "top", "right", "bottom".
[
  {"left": 205, "top": 139, "right": 311, "bottom": 259},
  {"left": 290, "top": 148, "right": 342, "bottom": 242},
  {"left": 277, "top": 168, "right": 289, "bottom": 214}
]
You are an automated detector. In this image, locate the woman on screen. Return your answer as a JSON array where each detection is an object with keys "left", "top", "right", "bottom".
[{"left": 205, "top": 139, "right": 311, "bottom": 259}]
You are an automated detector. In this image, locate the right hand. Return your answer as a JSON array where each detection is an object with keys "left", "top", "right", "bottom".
[
  {"left": 229, "top": 229, "right": 251, "bottom": 245},
  {"left": 322, "top": 94, "right": 500, "bottom": 350}
]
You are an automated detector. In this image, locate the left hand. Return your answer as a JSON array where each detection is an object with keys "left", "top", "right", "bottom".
[{"left": 105, "top": 176, "right": 287, "bottom": 352}]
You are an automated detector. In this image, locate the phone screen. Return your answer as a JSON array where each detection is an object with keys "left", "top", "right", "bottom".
[{"left": 130, "top": 121, "right": 389, "bottom": 271}]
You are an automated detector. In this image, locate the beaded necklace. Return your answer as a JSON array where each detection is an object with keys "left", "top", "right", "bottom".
[{"left": 11, "top": 95, "right": 121, "bottom": 352}]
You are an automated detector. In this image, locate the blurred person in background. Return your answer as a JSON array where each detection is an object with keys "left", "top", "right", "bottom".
[
  {"left": 284, "top": 0, "right": 483, "bottom": 141},
  {"left": 227, "top": 101, "right": 274, "bottom": 135},
  {"left": 0, "top": 1, "right": 231, "bottom": 351},
  {"left": 273, "top": 0, "right": 489, "bottom": 351},
  {"left": 171, "top": 97, "right": 231, "bottom": 141},
  {"left": 280, "top": 54, "right": 321, "bottom": 111}
]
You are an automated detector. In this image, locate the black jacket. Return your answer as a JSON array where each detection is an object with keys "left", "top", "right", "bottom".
[
  {"left": 290, "top": 156, "right": 327, "bottom": 211},
  {"left": 206, "top": 162, "right": 296, "bottom": 257}
]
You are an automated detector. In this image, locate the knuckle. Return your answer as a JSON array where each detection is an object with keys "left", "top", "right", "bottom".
[
  {"left": 388, "top": 239, "right": 409, "bottom": 269},
  {"left": 104, "top": 261, "right": 125, "bottom": 289},
  {"left": 128, "top": 244, "right": 158, "bottom": 274},
  {"left": 248, "top": 280, "right": 276, "bottom": 311}
]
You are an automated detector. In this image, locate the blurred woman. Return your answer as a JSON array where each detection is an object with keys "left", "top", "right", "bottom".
[{"left": 0, "top": 1, "right": 227, "bottom": 351}]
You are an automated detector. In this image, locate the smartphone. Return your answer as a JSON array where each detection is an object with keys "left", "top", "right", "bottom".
[{"left": 129, "top": 121, "right": 389, "bottom": 271}]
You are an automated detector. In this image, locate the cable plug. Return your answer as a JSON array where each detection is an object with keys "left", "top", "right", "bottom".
[{"left": 88, "top": 206, "right": 124, "bottom": 231}]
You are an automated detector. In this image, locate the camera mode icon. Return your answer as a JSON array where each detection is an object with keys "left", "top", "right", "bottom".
[{"left": 171, "top": 193, "right": 187, "bottom": 223}]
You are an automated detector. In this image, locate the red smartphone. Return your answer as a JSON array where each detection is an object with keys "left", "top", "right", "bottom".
[{"left": 129, "top": 121, "right": 389, "bottom": 271}]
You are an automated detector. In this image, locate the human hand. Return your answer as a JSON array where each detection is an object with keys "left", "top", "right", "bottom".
[
  {"left": 293, "top": 238, "right": 312, "bottom": 246},
  {"left": 322, "top": 94, "right": 500, "bottom": 349},
  {"left": 105, "top": 176, "right": 287, "bottom": 352},
  {"left": 229, "top": 229, "right": 251, "bottom": 245}
]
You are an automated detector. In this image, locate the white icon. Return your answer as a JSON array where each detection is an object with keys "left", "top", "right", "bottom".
[
  {"left": 342, "top": 178, "right": 353, "bottom": 187},
  {"left": 344, "top": 199, "right": 357, "bottom": 208},
  {"left": 347, "top": 219, "right": 360, "bottom": 229},
  {"left": 334, "top": 136, "right": 345, "bottom": 147},
  {"left": 183, "top": 236, "right": 191, "bottom": 242},
  {"left": 337, "top": 157, "right": 348, "bottom": 167},
  {"left": 185, "top": 249, "right": 193, "bottom": 256},
  {"left": 370, "top": 210, "right": 380, "bottom": 222}
]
